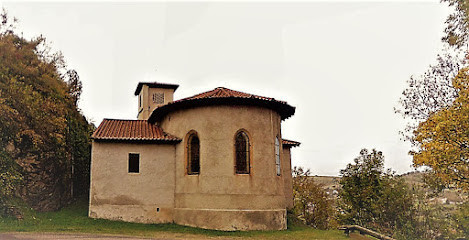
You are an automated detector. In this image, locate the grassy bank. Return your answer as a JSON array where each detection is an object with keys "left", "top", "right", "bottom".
[{"left": 0, "top": 198, "right": 359, "bottom": 239}]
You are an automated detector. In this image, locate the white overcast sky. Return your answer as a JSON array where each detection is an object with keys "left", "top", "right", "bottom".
[{"left": 1, "top": 1, "right": 451, "bottom": 176}]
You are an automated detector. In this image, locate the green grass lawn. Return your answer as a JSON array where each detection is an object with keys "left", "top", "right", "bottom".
[{"left": 0, "top": 198, "right": 358, "bottom": 239}]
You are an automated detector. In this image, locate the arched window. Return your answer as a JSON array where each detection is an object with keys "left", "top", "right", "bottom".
[
  {"left": 235, "top": 131, "right": 250, "bottom": 174},
  {"left": 187, "top": 132, "right": 200, "bottom": 175},
  {"left": 275, "top": 137, "right": 281, "bottom": 176}
]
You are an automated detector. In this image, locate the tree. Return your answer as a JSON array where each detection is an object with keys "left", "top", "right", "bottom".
[
  {"left": 395, "top": 52, "right": 461, "bottom": 144},
  {"left": 396, "top": 3, "right": 469, "bottom": 237},
  {"left": 292, "top": 166, "right": 334, "bottom": 229},
  {"left": 396, "top": 0, "right": 469, "bottom": 140},
  {"left": 0, "top": 8, "right": 16, "bottom": 36},
  {"left": 412, "top": 68, "right": 469, "bottom": 191},
  {"left": 395, "top": 0, "right": 469, "bottom": 191},
  {"left": 442, "top": 0, "right": 469, "bottom": 49},
  {"left": 338, "top": 149, "right": 416, "bottom": 237},
  {"left": 65, "top": 69, "right": 82, "bottom": 105},
  {"left": 0, "top": 9, "right": 93, "bottom": 213},
  {"left": 0, "top": 8, "right": 24, "bottom": 214},
  {"left": 396, "top": 0, "right": 469, "bottom": 133},
  {"left": 0, "top": 147, "right": 22, "bottom": 215}
]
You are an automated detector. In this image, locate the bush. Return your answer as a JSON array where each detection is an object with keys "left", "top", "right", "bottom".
[
  {"left": 292, "top": 167, "right": 334, "bottom": 229},
  {"left": 337, "top": 149, "right": 416, "bottom": 238}
]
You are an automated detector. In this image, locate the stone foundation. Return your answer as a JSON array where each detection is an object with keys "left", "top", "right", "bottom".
[
  {"left": 174, "top": 208, "right": 287, "bottom": 231},
  {"left": 88, "top": 204, "right": 173, "bottom": 224}
]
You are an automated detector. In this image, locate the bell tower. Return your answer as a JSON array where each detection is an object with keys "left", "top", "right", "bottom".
[{"left": 134, "top": 82, "right": 179, "bottom": 120}]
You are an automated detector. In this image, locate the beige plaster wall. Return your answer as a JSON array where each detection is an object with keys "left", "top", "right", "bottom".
[
  {"left": 159, "top": 105, "right": 288, "bottom": 230},
  {"left": 89, "top": 142, "right": 175, "bottom": 223},
  {"left": 282, "top": 147, "right": 294, "bottom": 209},
  {"left": 137, "top": 85, "right": 175, "bottom": 120}
]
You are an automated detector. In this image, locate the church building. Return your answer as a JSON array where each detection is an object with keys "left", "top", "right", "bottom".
[{"left": 89, "top": 82, "right": 300, "bottom": 230}]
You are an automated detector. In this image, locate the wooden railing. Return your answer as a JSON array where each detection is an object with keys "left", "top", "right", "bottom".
[{"left": 338, "top": 225, "right": 395, "bottom": 240}]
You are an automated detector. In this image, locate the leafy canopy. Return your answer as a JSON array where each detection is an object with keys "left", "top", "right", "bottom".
[
  {"left": 412, "top": 68, "right": 469, "bottom": 191},
  {"left": 338, "top": 149, "right": 416, "bottom": 238},
  {"left": 396, "top": 0, "right": 469, "bottom": 192},
  {"left": 0, "top": 8, "right": 93, "bottom": 212}
]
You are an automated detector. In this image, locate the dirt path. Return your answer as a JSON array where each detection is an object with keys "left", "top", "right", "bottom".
[
  {"left": 0, "top": 233, "right": 170, "bottom": 240},
  {"left": 0, "top": 232, "right": 368, "bottom": 240}
]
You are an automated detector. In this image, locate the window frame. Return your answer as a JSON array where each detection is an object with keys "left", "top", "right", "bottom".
[
  {"left": 186, "top": 131, "right": 200, "bottom": 175},
  {"left": 234, "top": 130, "right": 251, "bottom": 174},
  {"left": 128, "top": 153, "right": 140, "bottom": 174},
  {"left": 275, "top": 137, "right": 281, "bottom": 176}
]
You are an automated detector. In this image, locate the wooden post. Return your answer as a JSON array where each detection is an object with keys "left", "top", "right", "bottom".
[{"left": 338, "top": 225, "right": 395, "bottom": 240}]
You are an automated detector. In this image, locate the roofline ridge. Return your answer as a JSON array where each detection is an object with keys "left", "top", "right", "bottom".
[
  {"left": 219, "top": 87, "right": 230, "bottom": 96},
  {"left": 103, "top": 118, "right": 148, "bottom": 122},
  {"left": 177, "top": 87, "right": 219, "bottom": 101},
  {"left": 224, "top": 87, "right": 263, "bottom": 99}
]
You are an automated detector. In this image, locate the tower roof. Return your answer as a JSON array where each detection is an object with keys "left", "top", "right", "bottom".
[{"left": 134, "top": 82, "right": 179, "bottom": 96}]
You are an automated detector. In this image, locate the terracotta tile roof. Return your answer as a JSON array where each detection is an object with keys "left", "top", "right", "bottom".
[
  {"left": 148, "top": 87, "right": 296, "bottom": 122},
  {"left": 92, "top": 119, "right": 181, "bottom": 143},
  {"left": 282, "top": 139, "right": 301, "bottom": 148},
  {"left": 177, "top": 87, "right": 281, "bottom": 103}
]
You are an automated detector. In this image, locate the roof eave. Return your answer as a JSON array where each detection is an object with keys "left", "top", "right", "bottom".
[
  {"left": 148, "top": 97, "right": 296, "bottom": 123},
  {"left": 283, "top": 143, "right": 301, "bottom": 148},
  {"left": 134, "top": 82, "right": 180, "bottom": 96},
  {"left": 92, "top": 137, "right": 181, "bottom": 144},
  {"left": 282, "top": 138, "right": 301, "bottom": 148}
]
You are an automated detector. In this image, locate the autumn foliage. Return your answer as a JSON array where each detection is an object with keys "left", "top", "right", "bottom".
[
  {"left": 412, "top": 68, "right": 469, "bottom": 191},
  {"left": 292, "top": 167, "right": 334, "bottom": 229},
  {"left": 0, "top": 10, "right": 93, "bottom": 213},
  {"left": 396, "top": 0, "right": 469, "bottom": 193}
]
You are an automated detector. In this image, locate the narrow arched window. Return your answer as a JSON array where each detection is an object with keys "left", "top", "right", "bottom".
[
  {"left": 235, "top": 131, "right": 250, "bottom": 174},
  {"left": 187, "top": 133, "right": 200, "bottom": 175},
  {"left": 275, "top": 137, "right": 281, "bottom": 176}
]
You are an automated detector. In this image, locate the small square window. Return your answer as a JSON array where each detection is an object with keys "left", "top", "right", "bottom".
[
  {"left": 152, "top": 93, "right": 164, "bottom": 104},
  {"left": 128, "top": 153, "right": 140, "bottom": 173}
]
